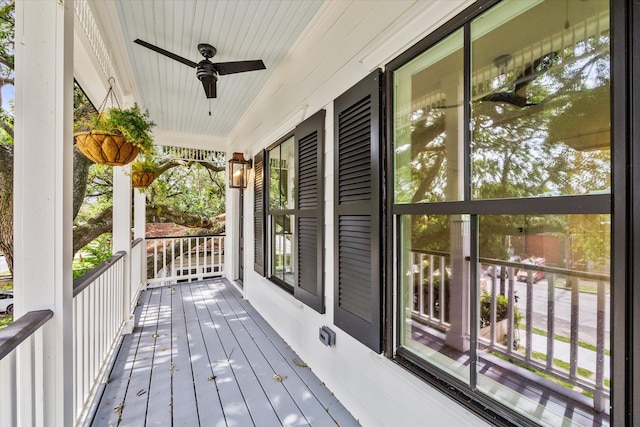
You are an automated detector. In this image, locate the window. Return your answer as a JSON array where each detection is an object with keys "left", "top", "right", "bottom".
[
  {"left": 390, "top": 0, "right": 611, "bottom": 425},
  {"left": 268, "top": 136, "right": 296, "bottom": 287},
  {"left": 262, "top": 111, "right": 326, "bottom": 312}
]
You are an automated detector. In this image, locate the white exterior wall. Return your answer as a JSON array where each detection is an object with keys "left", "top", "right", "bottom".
[{"left": 226, "top": 1, "right": 490, "bottom": 426}]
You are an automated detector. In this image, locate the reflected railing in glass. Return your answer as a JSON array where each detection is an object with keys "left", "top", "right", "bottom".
[{"left": 405, "top": 249, "right": 610, "bottom": 412}]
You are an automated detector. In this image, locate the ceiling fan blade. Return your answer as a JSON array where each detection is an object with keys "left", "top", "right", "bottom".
[
  {"left": 134, "top": 39, "right": 198, "bottom": 68},
  {"left": 213, "top": 60, "right": 266, "bottom": 75},
  {"left": 201, "top": 78, "right": 217, "bottom": 99}
]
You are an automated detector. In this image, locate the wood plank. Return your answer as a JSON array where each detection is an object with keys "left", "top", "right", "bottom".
[
  {"left": 195, "top": 282, "right": 285, "bottom": 427},
  {"left": 118, "top": 287, "right": 162, "bottom": 426},
  {"left": 214, "top": 278, "right": 358, "bottom": 426},
  {"left": 190, "top": 281, "right": 255, "bottom": 426},
  {"left": 212, "top": 279, "right": 344, "bottom": 426},
  {"left": 144, "top": 287, "right": 175, "bottom": 425},
  {"left": 203, "top": 281, "right": 309, "bottom": 426},
  {"left": 170, "top": 285, "right": 200, "bottom": 426},
  {"left": 92, "top": 279, "right": 361, "bottom": 427},
  {"left": 90, "top": 288, "right": 152, "bottom": 426},
  {"left": 180, "top": 284, "right": 227, "bottom": 425}
]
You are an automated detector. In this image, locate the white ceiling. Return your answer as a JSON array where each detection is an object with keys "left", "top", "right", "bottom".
[{"left": 88, "top": 0, "right": 324, "bottom": 145}]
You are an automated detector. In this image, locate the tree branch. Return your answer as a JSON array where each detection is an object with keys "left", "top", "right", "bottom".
[
  {"left": 73, "top": 147, "right": 93, "bottom": 219},
  {"left": 196, "top": 160, "right": 224, "bottom": 173},
  {"left": 146, "top": 202, "right": 223, "bottom": 232},
  {"left": 72, "top": 205, "right": 113, "bottom": 254}
]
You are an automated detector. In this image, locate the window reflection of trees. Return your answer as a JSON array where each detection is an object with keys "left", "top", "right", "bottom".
[{"left": 471, "top": 33, "right": 611, "bottom": 199}]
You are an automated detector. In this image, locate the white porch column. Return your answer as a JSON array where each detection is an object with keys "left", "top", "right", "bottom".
[
  {"left": 133, "top": 188, "right": 147, "bottom": 287},
  {"left": 14, "top": 0, "right": 74, "bottom": 425},
  {"left": 133, "top": 188, "right": 146, "bottom": 240},
  {"left": 444, "top": 72, "right": 470, "bottom": 351},
  {"left": 113, "top": 165, "right": 132, "bottom": 332}
]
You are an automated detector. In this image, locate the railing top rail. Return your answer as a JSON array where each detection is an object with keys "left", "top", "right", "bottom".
[
  {"left": 408, "top": 248, "right": 609, "bottom": 281},
  {"left": 0, "top": 309, "right": 53, "bottom": 360},
  {"left": 132, "top": 237, "right": 144, "bottom": 248},
  {"left": 478, "top": 256, "right": 609, "bottom": 282},
  {"left": 408, "top": 248, "right": 450, "bottom": 257},
  {"left": 146, "top": 234, "right": 225, "bottom": 240},
  {"left": 73, "top": 251, "right": 126, "bottom": 297}
]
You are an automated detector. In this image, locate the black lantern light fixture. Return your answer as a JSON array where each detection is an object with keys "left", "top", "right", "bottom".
[{"left": 228, "top": 152, "right": 252, "bottom": 189}]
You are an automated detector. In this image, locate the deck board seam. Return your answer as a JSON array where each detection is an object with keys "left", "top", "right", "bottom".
[{"left": 172, "top": 284, "right": 202, "bottom": 425}]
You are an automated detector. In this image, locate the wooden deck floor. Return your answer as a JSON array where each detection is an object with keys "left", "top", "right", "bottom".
[{"left": 91, "top": 278, "right": 359, "bottom": 427}]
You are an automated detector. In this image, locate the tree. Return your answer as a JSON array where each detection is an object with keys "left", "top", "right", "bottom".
[
  {"left": 0, "top": 0, "right": 226, "bottom": 276},
  {"left": 401, "top": 30, "right": 611, "bottom": 268},
  {"left": 0, "top": 0, "right": 15, "bottom": 274}
]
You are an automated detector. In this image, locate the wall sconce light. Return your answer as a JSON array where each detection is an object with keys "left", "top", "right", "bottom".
[{"left": 228, "top": 152, "right": 252, "bottom": 189}]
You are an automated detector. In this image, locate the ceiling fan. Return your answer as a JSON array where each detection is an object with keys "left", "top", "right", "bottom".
[{"left": 133, "top": 39, "right": 266, "bottom": 99}]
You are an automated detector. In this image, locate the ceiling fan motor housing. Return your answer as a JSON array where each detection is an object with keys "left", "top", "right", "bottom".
[{"left": 196, "top": 60, "right": 219, "bottom": 82}]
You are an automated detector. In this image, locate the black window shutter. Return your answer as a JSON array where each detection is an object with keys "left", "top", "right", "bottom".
[
  {"left": 253, "top": 150, "right": 265, "bottom": 276},
  {"left": 334, "top": 69, "right": 382, "bottom": 352},
  {"left": 294, "top": 110, "right": 326, "bottom": 313}
]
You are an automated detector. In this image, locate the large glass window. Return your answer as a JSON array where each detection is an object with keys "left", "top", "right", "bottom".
[
  {"left": 470, "top": 0, "right": 610, "bottom": 200},
  {"left": 399, "top": 214, "right": 469, "bottom": 384},
  {"left": 476, "top": 213, "right": 610, "bottom": 423},
  {"left": 394, "top": 29, "right": 464, "bottom": 203},
  {"left": 268, "top": 136, "right": 295, "bottom": 287},
  {"left": 392, "top": 0, "right": 611, "bottom": 425}
]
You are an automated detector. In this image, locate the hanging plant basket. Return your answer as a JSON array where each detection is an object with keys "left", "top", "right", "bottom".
[
  {"left": 74, "top": 78, "right": 155, "bottom": 166},
  {"left": 131, "top": 170, "right": 158, "bottom": 188},
  {"left": 74, "top": 130, "right": 140, "bottom": 166}
]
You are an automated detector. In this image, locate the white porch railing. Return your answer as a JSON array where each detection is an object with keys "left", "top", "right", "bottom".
[
  {"left": 0, "top": 235, "right": 226, "bottom": 426},
  {"left": 408, "top": 250, "right": 451, "bottom": 330},
  {"left": 146, "top": 234, "right": 224, "bottom": 287},
  {"left": 72, "top": 251, "right": 127, "bottom": 424},
  {"left": 0, "top": 309, "right": 54, "bottom": 427},
  {"left": 408, "top": 249, "right": 610, "bottom": 413}
]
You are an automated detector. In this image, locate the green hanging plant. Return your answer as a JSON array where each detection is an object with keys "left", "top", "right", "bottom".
[
  {"left": 93, "top": 103, "right": 156, "bottom": 155},
  {"left": 74, "top": 79, "right": 156, "bottom": 166},
  {"left": 130, "top": 157, "right": 160, "bottom": 188},
  {"left": 131, "top": 157, "right": 160, "bottom": 174}
]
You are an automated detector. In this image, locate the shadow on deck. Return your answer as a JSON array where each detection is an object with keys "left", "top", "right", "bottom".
[{"left": 90, "top": 278, "right": 359, "bottom": 427}]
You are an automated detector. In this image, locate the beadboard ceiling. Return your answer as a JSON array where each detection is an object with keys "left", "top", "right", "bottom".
[{"left": 88, "top": 0, "right": 324, "bottom": 145}]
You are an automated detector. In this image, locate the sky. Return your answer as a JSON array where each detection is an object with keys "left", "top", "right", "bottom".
[{"left": 1, "top": 83, "right": 12, "bottom": 111}]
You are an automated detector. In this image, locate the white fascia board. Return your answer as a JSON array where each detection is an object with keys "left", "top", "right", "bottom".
[
  {"left": 88, "top": 0, "right": 141, "bottom": 104},
  {"left": 73, "top": 15, "right": 109, "bottom": 107},
  {"left": 73, "top": 1, "right": 140, "bottom": 107}
]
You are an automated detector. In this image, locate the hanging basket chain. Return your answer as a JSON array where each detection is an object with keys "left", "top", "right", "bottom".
[
  {"left": 75, "top": 77, "right": 141, "bottom": 166},
  {"left": 92, "top": 77, "right": 121, "bottom": 131}
]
